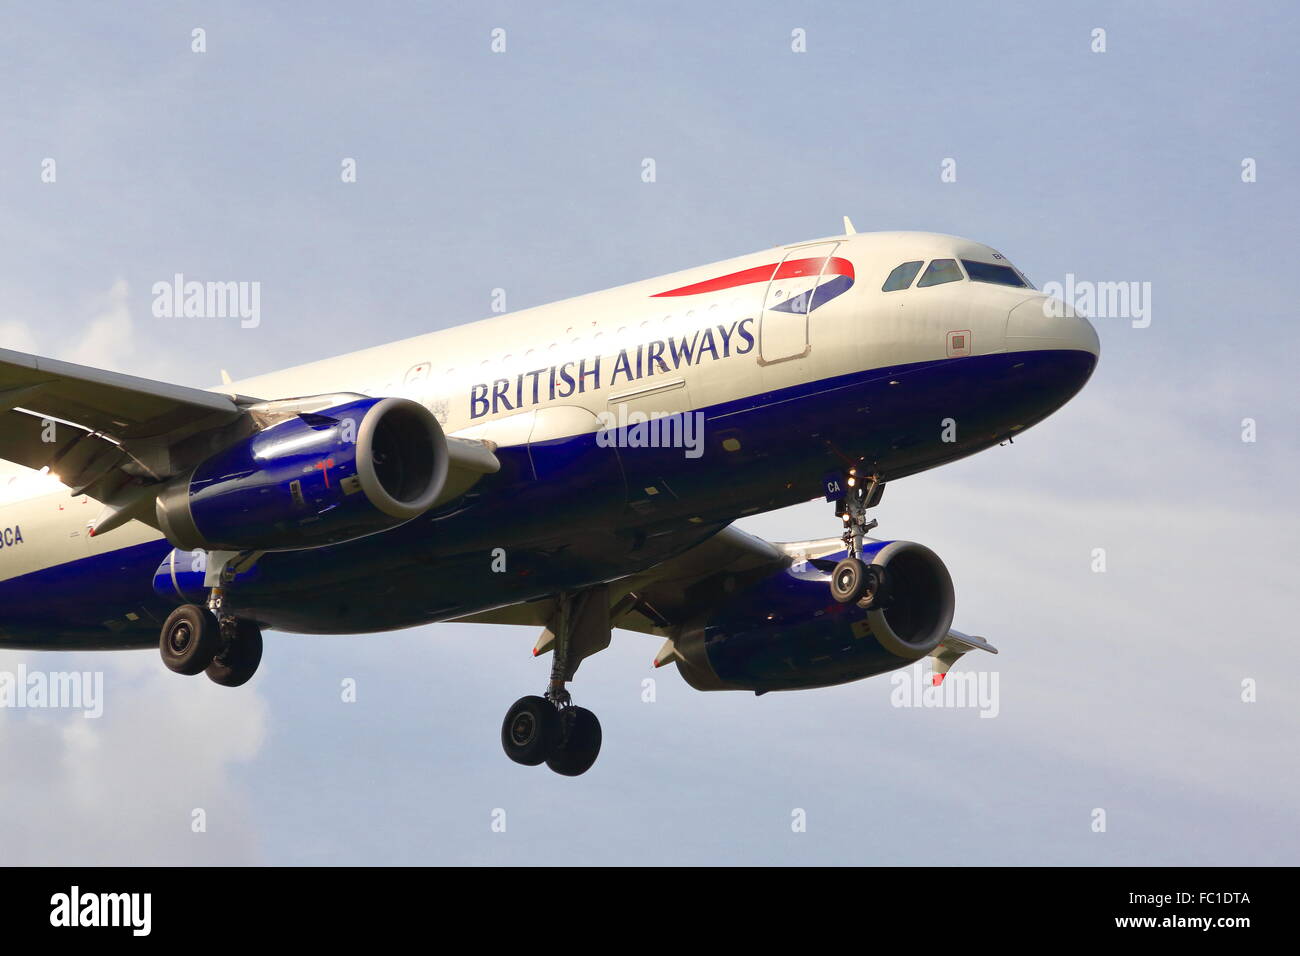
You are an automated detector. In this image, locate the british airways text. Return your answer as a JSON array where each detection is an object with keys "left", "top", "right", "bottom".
[{"left": 469, "top": 318, "right": 755, "bottom": 419}]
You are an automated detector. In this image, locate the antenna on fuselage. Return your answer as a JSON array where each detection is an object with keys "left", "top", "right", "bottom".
[{"left": 842, "top": 215, "right": 857, "bottom": 235}]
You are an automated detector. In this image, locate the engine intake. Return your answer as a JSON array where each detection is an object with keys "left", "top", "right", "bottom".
[
  {"left": 855, "top": 539, "right": 955, "bottom": 661},
  {"left": 155, "top": 396, "right": 448, "bottom": 552}
]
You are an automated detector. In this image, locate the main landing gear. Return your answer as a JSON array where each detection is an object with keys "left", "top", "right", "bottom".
[
  {"left": 501, "top": 695, "right": 602, "bottom": 777},
  {"left": 830, "top": 469, "right": 891, "bottom": 608},
  {"left": 159, "top": 550, "right": 263, "bottom": 686},
  {"left": 160, "top": 602, "right": 263, "bottom": 686},
  {"left": 501, "top": 586, "right": 608, "bottom": 776}
]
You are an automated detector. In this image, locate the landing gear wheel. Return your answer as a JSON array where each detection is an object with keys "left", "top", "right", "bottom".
[
  {"left": 546, "top": 707, "right": 602, "bottom": 777},
  {"left": 501, "top": 695, "right": 560, "bottom": 766},
  {"left": 159, "top": 604, "right": 221, "bottom": 675},
  {"left": 831, "top": 557, "right": 868, "bottom": 604},
  {"left": 830, "top": 558, "right": 887, "bottom": 607},
  {"left": 206, "top": 620, "right": 264, "bottom": 687}
]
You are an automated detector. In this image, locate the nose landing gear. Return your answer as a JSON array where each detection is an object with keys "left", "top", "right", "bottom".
[
  {"left": 830, "top": 558, "right": 888, "bottom": 606},
  {"left": 830, "top": 470, "right": 890, "bottom": 608}
]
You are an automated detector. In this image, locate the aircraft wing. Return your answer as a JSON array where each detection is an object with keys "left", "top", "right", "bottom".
[
  {"left": 0, "top": 347, "right": 498, "bottom": 537},
  {"left": 458, "top": 526, "right": 998, "bottom": 681},
  {"left": 608, "top": 530, "right": 998, "bottom": 676},
  {"left": 0, "top": 347, "right": 248, "bottom": 526},
  {"left": 608, "top": 524, "right": 789, "bottom": 635},
  {"left": 455, "top": 524, "right": 790, "bottom": 634},
  {"left": 0, "top": 346, "right": 245, "bottom": 445}
]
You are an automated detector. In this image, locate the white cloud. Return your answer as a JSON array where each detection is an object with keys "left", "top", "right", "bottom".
[
  {"left": 0, "top": 649, "right": 268, "bottom": 864},
  {"left": 0, "top": 319, "right": 40, "bottom": 355},
  {"left": 1, "top": 280, "right": 271, "bottom": 863},
  {"left": 1, "top": 277, "right": 200, "bottom": 384},
  {"left": 66, "top": 278, "right": 133, "bottom": 370}
]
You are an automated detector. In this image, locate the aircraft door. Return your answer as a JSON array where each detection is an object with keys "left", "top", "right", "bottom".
[{"left": 758, "top": 241, "right": 840, "bottom": 364}]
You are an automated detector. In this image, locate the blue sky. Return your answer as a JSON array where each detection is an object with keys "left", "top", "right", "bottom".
[{"left": 0, "top": 1, "right": 1296, "bottom": 864}]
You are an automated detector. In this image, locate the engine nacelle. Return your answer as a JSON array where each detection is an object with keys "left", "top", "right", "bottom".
[
  {"left": 155, "top": 396, "right": 448, "bottom": 552},
  {"left": 672, "top": 540, "right": 955, "bottom": 693}
]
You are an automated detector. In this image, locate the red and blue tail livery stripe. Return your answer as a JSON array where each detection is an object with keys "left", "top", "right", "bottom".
[{"left": 652, "top": 256, "right": 855, "bottom": 314}]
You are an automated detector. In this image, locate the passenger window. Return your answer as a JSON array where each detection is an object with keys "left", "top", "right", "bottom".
[
  {"left": 881, "top": 261, "right": 923, "bottom": 292},
  {"left": 917, "top": 259, "right": 963, "bottom": 287},
  {"left": 962, "top": 259, "right": 1028, "bottom": 288}
]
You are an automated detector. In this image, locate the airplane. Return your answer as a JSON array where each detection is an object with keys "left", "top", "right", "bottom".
[{"left": 0, "top": 226, "right": 1098, "bottom": 776}]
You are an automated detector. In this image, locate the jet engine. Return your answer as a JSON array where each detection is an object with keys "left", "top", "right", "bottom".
[
  {"left": 154, "top": 396, "right": 448, "bottom": 552},
  {"left": 670, "top": 540, "right": 955, "bottom": 692}
]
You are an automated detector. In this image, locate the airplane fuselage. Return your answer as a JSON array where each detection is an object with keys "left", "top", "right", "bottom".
[{"left": 0, "top": 231, "right": 1098, "bottom": 648}]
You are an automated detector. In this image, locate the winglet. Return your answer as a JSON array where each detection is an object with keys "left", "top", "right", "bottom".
[
  {"left": 842, "top": 215, "right": 857, "bottom": 236},
  {"left": 220, "top": 369, "right": 233, "bottom": 386}
]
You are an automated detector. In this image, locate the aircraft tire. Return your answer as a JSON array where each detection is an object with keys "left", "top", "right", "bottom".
[
  {"left": 830, "top": 557, "right": 869, "bottom": 604},
  {"left": 545, "top": 707, "right": 602, "bottom": 777},
  {"left": 830, "top": 558, "right": 888, "bottom": 608},
  {"left": 501, "top": 695, "right": 560, "bottom": 766},
  {"left": 206, "top": 620, "right": 264, "bottom": 687},
  {"left": 160, "top": 604, "right": 222, "bottom": 675}
]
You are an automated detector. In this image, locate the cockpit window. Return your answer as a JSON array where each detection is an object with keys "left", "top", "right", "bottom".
[
  {"left": 962, "top": 259, "right": 1028, "bottom": 288},
  {"left": 881, "top": 261, "right": 923, "bottom": 292},
  {"left": 916, "top": 258, "right": 963, "bottom": 287}
]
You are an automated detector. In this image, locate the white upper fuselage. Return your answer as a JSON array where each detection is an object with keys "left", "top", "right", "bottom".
[{"left": 230, "top": 230, "right": 1094, "bottom": 438}]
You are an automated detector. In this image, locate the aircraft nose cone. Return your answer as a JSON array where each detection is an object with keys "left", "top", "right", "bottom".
[{"left": 1007, "top": 296, "right": 1101, "bottom": 359}]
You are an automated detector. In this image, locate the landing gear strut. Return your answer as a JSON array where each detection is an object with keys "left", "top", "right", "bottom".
[
  {"left": 831, "top": 470, "right": 890, "bottom": 608},
  {"left": 158, "top": 551, "right": 264, "bottom": 686},
  {"left": 501, "top": 587, "right": 607, "bottom": 776}
]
